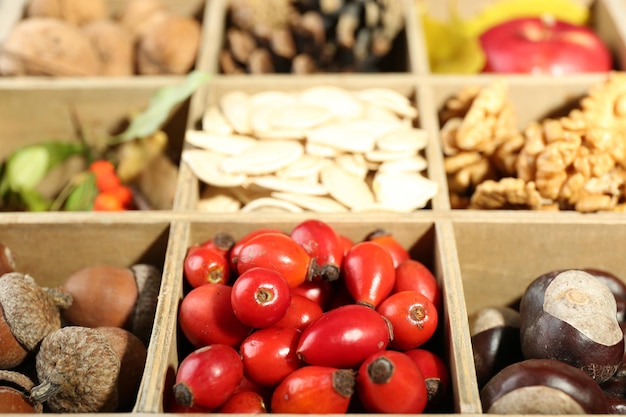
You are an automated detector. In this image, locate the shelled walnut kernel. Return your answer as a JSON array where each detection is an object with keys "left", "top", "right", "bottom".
[{"left": 444, "top": 73, "right": 626, "bottom": 212}]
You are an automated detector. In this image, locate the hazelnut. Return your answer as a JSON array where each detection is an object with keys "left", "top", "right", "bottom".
[
  {"left": 30, "top": 326, "right": 147, "bottom": 412},
  {"left": 0, "top": 370, "right": 42, "bottom": 413},
  {"left": 0, "top": 18, "right": 101, "bottom": 76},
  {"left": 136, "top": 13, "right": 201, "bottom": 75},
  {"left": 26, "top": 0, "right": 109, "bottom": 26},
  {"left": 0, "top": 272, "right": 72, "bottom": 369},
  {"left": 60, "top": 264, "right": 161, "bottom": 345},
  {"left": 82, "top": 19, "right": 135, "bottom": 76}
]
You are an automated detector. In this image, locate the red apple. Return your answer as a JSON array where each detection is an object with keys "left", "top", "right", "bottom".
[{"left": 479, "top": 16, "right": 612, "bottom": 75}]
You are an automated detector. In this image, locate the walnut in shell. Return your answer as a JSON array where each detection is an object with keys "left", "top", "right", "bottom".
[
  {"left": 0, "top": 272, "right": 72, "bottom": 369},
  {"left": 0, "top": 18, "right": 101, "bottom": 76},
  {"left": 116, "top": 0, "right": 169, "bottom": 39},
  {"left": 136, "top": 13, "right": 201, "bottom": 75},
  {"left": 82, "top": 19, "right": 134, "bottom": 76},
  {"left": 30, "top": 326, "right": 147, "bottom": 412},
  {"left": 26, "top": 0, "right": 109, "bottom": 26}
]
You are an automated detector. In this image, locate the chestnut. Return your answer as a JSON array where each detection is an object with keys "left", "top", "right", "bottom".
[
  {"left": 468, "top": 306, "right": 523, "bottom": 388},
  {"left": 519, "top": 269, "right": 624, "bottom": 383},
  {"left": 481, "top": 358, "right": 609, "bottom": 414},
  {"left": 583, "top": 268, "right": 626, "bottom": 322}
]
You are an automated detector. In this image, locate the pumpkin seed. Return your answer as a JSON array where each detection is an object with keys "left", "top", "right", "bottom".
[
  {"left": 183, "top": 149, "right": 247, "bottom": 187},
  {"left": 250, "top": 175, "right": 328, "bottom": 195},
  {"left": 221, "top": 140, "right": 304, "bottom": 175},
  {"left": 320, "top": 161, "right": 375, "bottom": 210},
  {"left": 240, "top": 197, "right": 304, "bottom": 213},
  {"left": 185, "top": 130, "right": 257, "bottom": 155},
  {"left": 271, "top": 192, "right": 349, "bottom": 212}
]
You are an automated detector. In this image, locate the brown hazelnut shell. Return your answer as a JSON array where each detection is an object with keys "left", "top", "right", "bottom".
[
  {"left": 481, "top": 358, "right": 609, "bottom": 414},
  {"left": 519, "top": 269, "right": 624, "bottom": 383}
]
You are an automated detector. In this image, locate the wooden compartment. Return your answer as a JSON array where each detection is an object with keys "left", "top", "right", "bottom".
[
  {"left": 0, "top": 78, "right": 191, "bottom": 210},
  {"left": 177, "top": 73, "right": 450, "bottom": 213},
  {"left": 0, "top": 211, "right": 170, "bottom": 413},
  {"left": 197, "top": 0, "right": 426, "bottom": 75},
  {"left": 0, "top": 0, "right": 206, "bottom": 78},
  {"left": 138, "top": 213, "right": 480, "bottom": 414},
  {"left": 453, "top": 212, "right": 626, "bottom": 413},
  {"left": 427, "top": 72, "right": 626, "bottom": 211},
  {"left": 419, "top": 0, "right": 626, "bottom": 75}
]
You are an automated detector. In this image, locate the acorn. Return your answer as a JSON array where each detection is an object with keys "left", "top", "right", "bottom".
[
  {"left": 30, "top": 325, "right": 147, "bottom": 412},
  {"left": 0, "top": 272, "right": 72, "bottom": 369},
  {"left": 0, "top": 244, "right": 15, "bottom": 275},
  {"left": 0, "top": 370, "right": 42, "bottom": 413},
  {"left": 60, "top": 264, "right": 161, "bottom": 345}
]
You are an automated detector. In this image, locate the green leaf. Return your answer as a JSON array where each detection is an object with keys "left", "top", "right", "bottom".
[
  {"left": 6, "top": 145, "right": 49, "bottom": 190},
  {"left": 5, "top": 141, "right": 86, "bottom": 191},
  {"left": 63, "top": 172, "right": 98, "bottom": 211},
  {"left": 18, "top": 188, "right": 51, "bottom": 212},
  {"left": 112, "top": 71, "right": 212, "bottom": 143}
]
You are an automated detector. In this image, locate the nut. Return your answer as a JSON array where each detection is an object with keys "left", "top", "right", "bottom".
[
  {"left": 30, "top": 326, "right": 146, "bottom": 412},
  {"left": 60, "top": 264, "right": 161, "bottom": 345},
  {"left": 116, "top": 0, "right": 169, "bottom": 39},
  {"left": 0, "top": 244, "right": 15, "bottom": 276},
  {"left": 26, "top": 0, "right": 109, "bottom": 26},
  {"left": 82, "top": 19, "right": 135, "bottom": 76},
  {"left": 136, "top": 13, "right": 201, "bottom": 75},
  {"left": 0, "top": 370, "right": 42, "bottom": 413},
  {"left": 0, "top": 272, "right": 72, "bottom": 369},
  {"left": 0, "top": 18, "right": 101, "bottom": 76}
]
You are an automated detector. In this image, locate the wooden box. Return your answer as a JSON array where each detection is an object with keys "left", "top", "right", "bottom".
[{"left": 2, "top": 0, "right": 626, "bottom": 415}]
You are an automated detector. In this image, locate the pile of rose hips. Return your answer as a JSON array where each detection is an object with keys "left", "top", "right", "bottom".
[
  {"left": 89, "top": 160, "right": 134, "bottom": 211},
  {"left": 168, "top": 219, "right": 450, "bottom": 414}
]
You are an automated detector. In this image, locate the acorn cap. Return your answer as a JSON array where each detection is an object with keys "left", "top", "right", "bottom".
[
  {"left": 32, "top": 326, "right": 121, "bottom": 413},
  {"left": 0, "top": 369, "right": 43, "bottom": 413},
  {"left": 130, "top": 263, "right": 162, "bottom": 345},
  {"left": 0, "top": 273, "right": 71, "bottom": 351}
]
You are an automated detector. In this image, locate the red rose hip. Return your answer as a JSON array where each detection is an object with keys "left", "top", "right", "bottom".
[
  {"left": 231, "top": 267, "right": 292, "bottom": 328},
  {"left": 357, "top": 350, "right": 428, "bottom": 413},
  {"left": 296, "top": 304, "right": 392, "bottom": 368},
  {"left": 173, "top": 344, "right": 244, "bottom": 410}
]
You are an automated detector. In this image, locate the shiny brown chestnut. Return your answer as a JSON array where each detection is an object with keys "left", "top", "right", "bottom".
[
  {"left": 469, "top": 306, "right": 523, "bottom": 388},
  {"left": 583, "top": 268, "right": 626, "bottom": 323},
  {"left": 519, "top": 269, "right": 624, "bottom": 383},
  {"left": 481, "top": 358, "right": 609, "bottom": 414}
]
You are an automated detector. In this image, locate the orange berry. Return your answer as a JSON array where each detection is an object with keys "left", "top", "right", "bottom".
[
  {"left": 89, "top": 160, "right": 115, "bottom": 176},
  {"left": 93, "top": 192, "right": 124, "bottom": 211},
  {"left": 109, "top": 185, "right": 134, "bottom": 208},
  {"left": 95, "top": 171, "right": 121, "bottom": 192}
]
